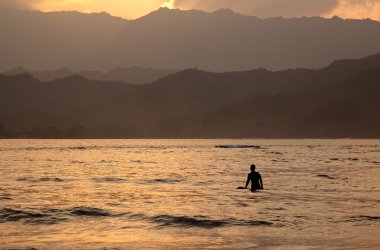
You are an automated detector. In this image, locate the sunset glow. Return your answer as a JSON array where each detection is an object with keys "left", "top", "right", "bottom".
[
  {"left": 2, "top": 0, "right": 380, "bottom": 20},
  {"left": 31, "top": 0, "right": 171, "bottom": 19},
  {"left": 160, "top": 0, "right": 175, "bottom": 9},
  {"left": 325, "top": 0, "right": 380, "bottom": 20}
]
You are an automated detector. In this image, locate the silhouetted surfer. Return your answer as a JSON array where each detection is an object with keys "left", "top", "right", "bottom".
[{"left": 245, "top": 164, "right": 263, "bottom": 191}]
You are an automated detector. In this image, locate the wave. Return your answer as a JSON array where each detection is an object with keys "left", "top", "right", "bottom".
[
  {"left": 329, "top": 157, "right": 360, "bottom": 162},
  {"left": 0, "top": 195, "right": 12, "bottom": 200},
  {"left": 17, "top": 177, "right": 64, "bottom": 182},
  {"left": 215, "top": 145, "right": 261, "bottom": 149},
  {"left": 242, "top": 220, "right": 273, "bottom": 226},
  {"left": 149, "top": 215, "right": 273, "bottom": 228},
  {"left": 316, "top": 174, "right": 335, "bottom": 180},
  {"left": 139, "top": 178, "right": 184, "bottom": 184},
  {"left": 70, "top": 207, "right": 112, "bottom": 217},
  {"left": 130, "top": 160, "right": 157, "bottom": 164},
  {"left": 91, "top": 177, "right": 127, "bottom": 183},
  {"left": 150, "top": 215, "right": 228, "bottom": 228},
  {"left": 348, "top": 215, "right": 380, "bottom": 223},
  {"left": 0, "top": 207, "right": 114, "bottom": 224},
  {"left": 152, "top": 178, "right": 183, "bottom": 184},
  {"left": 0, "top": 208, "right": 67, "bottom": 225},
  {"left": 0, "top": 206, "right": 275, "bottom": 229}
]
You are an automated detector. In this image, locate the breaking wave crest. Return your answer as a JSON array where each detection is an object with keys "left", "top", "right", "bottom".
[{"left": 0, "top": 207, "right": 273, "bottom": 228}]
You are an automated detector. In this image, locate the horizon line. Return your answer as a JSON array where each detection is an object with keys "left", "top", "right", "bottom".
[{"left": 2, "top": 6, "right": 379, "bottom": 23}]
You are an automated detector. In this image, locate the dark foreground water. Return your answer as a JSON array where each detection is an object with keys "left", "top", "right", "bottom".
[{"left": 0, "top": 139, "right": 379, "bottom": 249}]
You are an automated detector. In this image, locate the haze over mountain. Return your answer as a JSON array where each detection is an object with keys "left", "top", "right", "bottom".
[
  {"left": 2, "top": 7, "right": 380, "bottom": 71},
  {"left": 0, "top": 6, "right": 125, "bottom": 71},
  {"left": 3, "top": 67, "right": 175, "bottom": 84},
  {"left": 108, "top": 8, "right": 380, "bottom": 71},
  {"left": 1, "top": 52, "right": 379, "bottom": 138}
]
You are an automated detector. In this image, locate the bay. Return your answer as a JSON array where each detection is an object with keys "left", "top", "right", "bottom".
[{"left": 0, "top": 139, "right": 379, "bottom": 249}]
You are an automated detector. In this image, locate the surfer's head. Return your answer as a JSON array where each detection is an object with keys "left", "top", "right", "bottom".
[{"left": 250, "top": 164, "right": 256, "bottom": 171}]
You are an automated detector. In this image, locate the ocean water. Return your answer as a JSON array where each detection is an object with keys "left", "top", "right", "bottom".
[{"left": 0, "top": 139, "right": 379, "bottom": 249}]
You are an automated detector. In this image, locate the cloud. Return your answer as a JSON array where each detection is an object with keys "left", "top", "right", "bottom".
[
  {"left": 326, "top": 0, "right": 380, "bottom": 20},
  {"left": 172, "top": 0, "right": 339, "bottom": 17},
  {"left": 0, "top": 0, "right": 39, "bottom": 10}
]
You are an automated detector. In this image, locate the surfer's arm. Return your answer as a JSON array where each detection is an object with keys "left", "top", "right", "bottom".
[
  {"left": 245, "top": 174, "right": 250, "bottom": 188},
  {"left": 259, "top": 175, "right": 263, "bottom": 189}
]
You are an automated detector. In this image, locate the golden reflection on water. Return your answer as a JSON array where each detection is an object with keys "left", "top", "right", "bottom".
[{"left": 0, "top": 139, "right": 379, "bottom": 249}]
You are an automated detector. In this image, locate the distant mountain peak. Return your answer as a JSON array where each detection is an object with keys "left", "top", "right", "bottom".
[
  {"left": 3, "top": 72, "right": 37, "bottom": 82},
  {"left": 51, "top": 67, "right": 72, "bottom": 74},
  {"left": 146, "top": 7, "right": 179, "bottom": 16},
  {"left": 326, "top": 51, "right": 380, "bottom": 70},
  {"left": 58, "top": 74, "right": 89, "bottom": 82},
  {"left": 91, "top": 11, "right": 112, "bottom": 17},
  {"left": 4, "top": 67, "right": 28, "bottom": 75},
  {"left": 157, "top": 7, "right": 172, "bottom": 12},
  {"left": 331, "top": 15, "right": 342, "bottom": 20},
  {"left": 212, "top": 8, "right": 238, "bottom": 16},
  {"left": 178, "top": 68, "right": 207, "bottom": 74},
  {"left": 140, "top": 7, "right": 205, "bottom": 20}
]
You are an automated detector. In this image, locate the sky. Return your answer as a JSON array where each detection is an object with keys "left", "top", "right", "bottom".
[{"left": 0, "top": 0, "right": 380, "bottom": 20}]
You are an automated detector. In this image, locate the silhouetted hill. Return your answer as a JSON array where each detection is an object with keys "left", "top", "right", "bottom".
[
  {"left": 2, "top": 7, "right": 380, "bottom": 71},
  {"left": 80, "top": 67, "right": 175, "bottom": 84},
  {"left": 107, "top": 8, "right": 380, "bottom": 71},
  {"left": 4, "top": 67, "right": 74, "bottom": 81},
  {"left": 0, "top": 53, "right": 379, "bottom": 138},
  {"left": 3, "top": 67, "right": 175, "bottom": 84},
  {"left": 0, "top": 74, "right": 141, "bottom": 137},
  {"left": 181, "top": 68, "right": 380, "bottom": 138}
]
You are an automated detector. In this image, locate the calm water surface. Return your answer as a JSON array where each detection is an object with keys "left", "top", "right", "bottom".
[{"left": 0, "top": 139, "right": 379, "bottom": 249}]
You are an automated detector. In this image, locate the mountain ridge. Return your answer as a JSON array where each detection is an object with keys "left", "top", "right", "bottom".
[
  {"left": 3, "top": 66, "right": 175, "bottom": 84},
  {"left": 2, "top": 7, "right": 380, "bottom": 71},
  {"left": 0, "top": 52, "right": 379, "bottom": 138}
]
